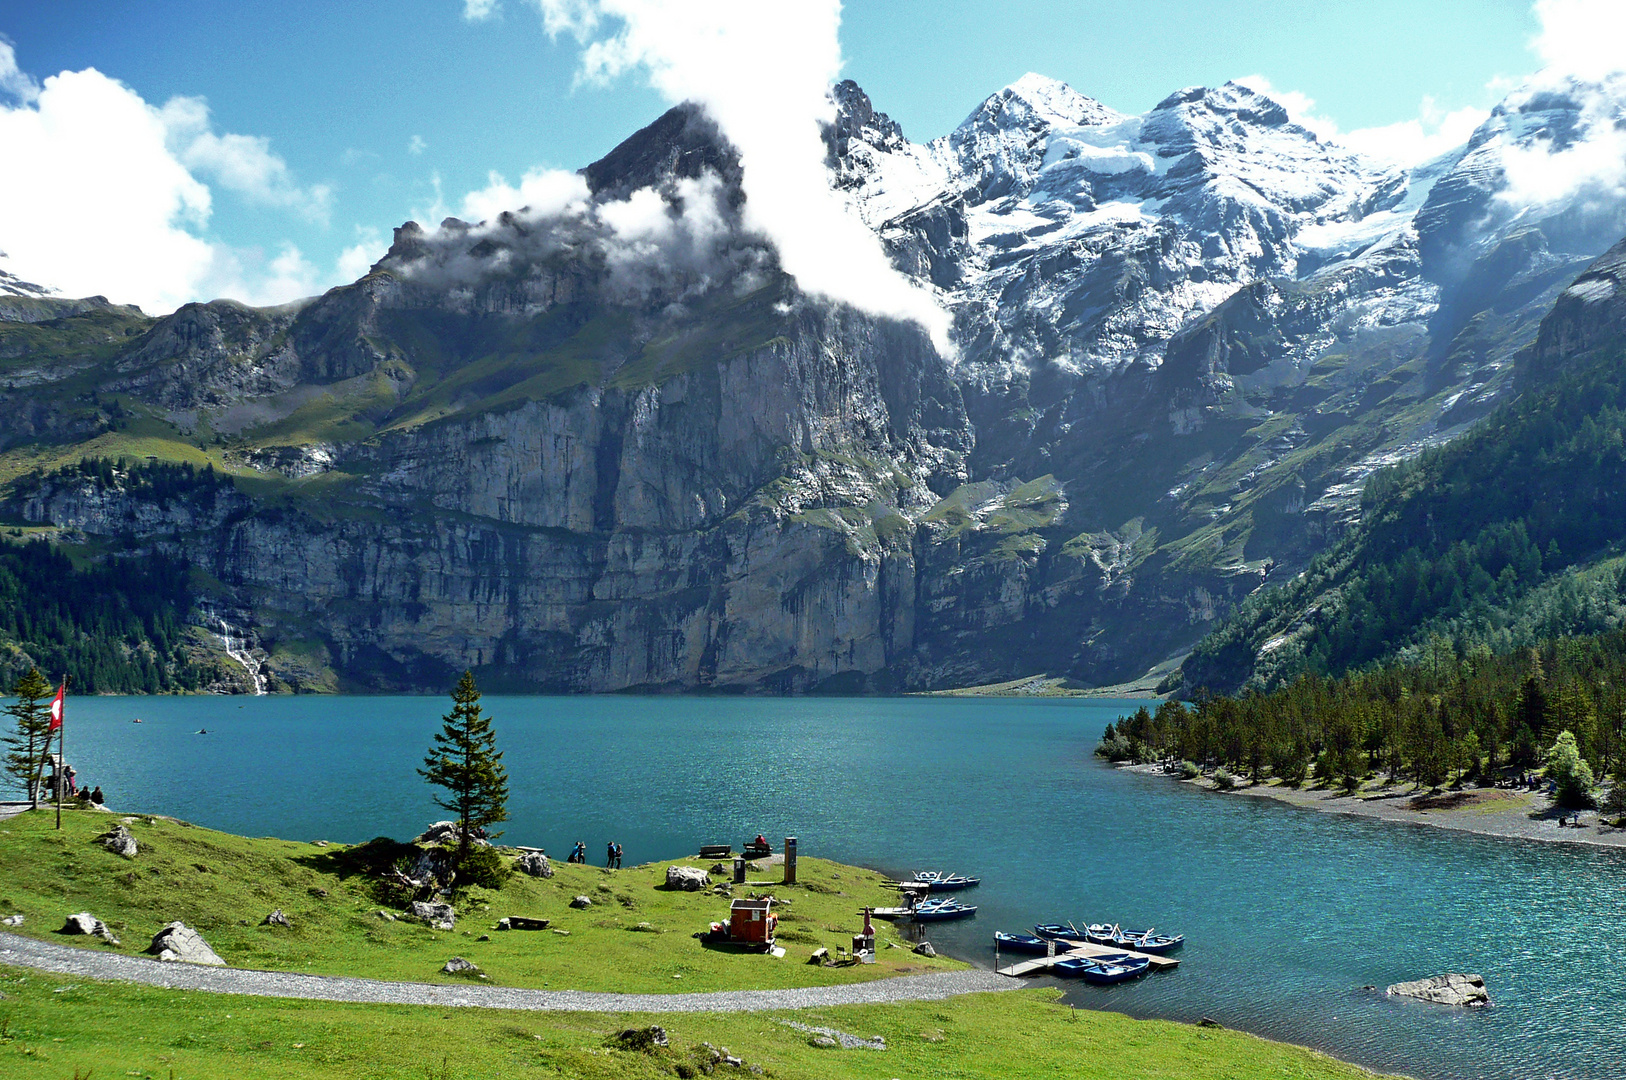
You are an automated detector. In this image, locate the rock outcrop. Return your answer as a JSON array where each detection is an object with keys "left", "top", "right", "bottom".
[
  {"left": 664, "top": 866, "right": 710, "bottom": 891},
  {"left": 96, "top": 823, "right": 138, "bottom": 858},
  {"left": 148, "top": 922, "right": 225, "bottom": 966},
  {"left": 409, "top": 900, "right": 456, "bottom": 931},
  {"left": 60, "top": 912, "right": 119, "bottom": 945},
  {"left": 1386, "top": 973, "right": 1489, "bottom": 1007},
  {"left": 515, "top": 851, "right": 552, "bottom": 878}
]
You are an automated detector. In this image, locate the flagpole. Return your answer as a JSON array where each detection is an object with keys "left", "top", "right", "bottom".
[{"left": 55, "top": 675, "right": 66, "bottom": 831}]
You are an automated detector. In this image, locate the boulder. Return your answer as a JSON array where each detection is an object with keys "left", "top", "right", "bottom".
[
  {"left": 409, "top": 900, "right": 456, "bottom": 930},
  {"left": 441, "top": 956, "right": 479, "bottom": 974},
  {"left": 913, "top": 941, "right": 937, "bottom": 957},
  {"left": 1386, "top": 973, "right": 1489, "bottom": 1007},
  {"left": 516, "top": 851, "right": 553, "bottom": 878},
  {"left": 416, "top": 821, "right": 488, "bottom": 847},
  {"left": 808, "top": 947, "right": 829, "bottom": 965},
  {"left": 261, "top": 909, "right": 291, "bottom": 928},
  {"left": 148, "top": 922, "right": 225, "bottom": 966},
  {"left": 665, "top": 865, "right": 709, "bottom": 891},
  {"left": 60, "top": 912, "right": 119, "bottom": 945},
  {"left": 96, "top": 823, "right": 138, "bottom": 858},
  {"left": 375, "top": 909, "right": 397, "bottom": 921},
  {"left": 707, "top": 863, "right": 729, "bottom": 876},
  {"left": 569, "top": 895, "right": 593, "bottom": 909},
  {"left": 1, "top": 915, "right": 22, "bottom": 927}
]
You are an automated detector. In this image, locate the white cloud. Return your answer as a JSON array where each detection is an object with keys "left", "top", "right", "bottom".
[
  {"left": 0, "top": 54, "right": 336, "bottom": 312},
  {"left": 1236, "top": 74, "right": 1488, "bottom": 167},
  {"left": 1531, "top": 0, "right": 1626, "bottom": 82},
  {"left": 463, "top": 0, "right": 501, "bottom": 20},
  {"left": 160, "top": 96, "right": 332, "bottom": 224},
  {"left": 458, "top": 166, "right": 590, "bottom": 222},
  {"left": 529, "top": 0, "right": 955, "bottom": 355},
  {"left": 337, "top": 226, "right": 388, "bottom": 281},
  {"left": 408, "top": 134, "right": 427, "bottom": 155},
  {"left": 0, "top": 40, "right": 39, "bottom": 103}
]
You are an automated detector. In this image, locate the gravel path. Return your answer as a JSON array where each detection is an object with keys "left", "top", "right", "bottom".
[{"left": 0, "top": 932, "right": 1016, "bottom": 1013}]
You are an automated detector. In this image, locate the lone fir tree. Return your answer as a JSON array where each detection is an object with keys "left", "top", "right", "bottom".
[
  {"left": 418, "top": 671, "right": 509, "bottom": 879},
  {"left": 3, "top": 668, "right": 54, "bottom": 808}
]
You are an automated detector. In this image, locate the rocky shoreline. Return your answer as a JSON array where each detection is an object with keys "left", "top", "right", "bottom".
[{"left": 1125, "top": 764, "right": 1626, "bottom": 851}]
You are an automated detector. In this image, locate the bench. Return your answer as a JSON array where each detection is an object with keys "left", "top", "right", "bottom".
[{"left": 698, "top": 844, "right": 733, "bottom": 860}]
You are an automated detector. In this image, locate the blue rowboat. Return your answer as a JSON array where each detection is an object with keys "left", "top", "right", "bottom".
[
  {"left": 1032, "top": 923, "right": 1086, "bottom": 942},
  {"left": 993, "top": 932, "right": 1052, "bottom": 954},
  {"left": 1077, "top": 956, "right": 1150, "bottom": 984},
  {"left": 914, "top": 900, "right": 977, "bottom": 921}
]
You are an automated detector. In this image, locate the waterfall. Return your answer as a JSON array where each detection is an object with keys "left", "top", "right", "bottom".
[{"left": 207, "top": 613, "right": 268, "bottom": 696}]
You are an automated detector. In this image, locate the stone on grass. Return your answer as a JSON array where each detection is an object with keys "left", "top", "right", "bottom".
[
  {"left": 417, "top": 821, "right": 489, "bottom": 847},
  {"left": 61, "top": 912, "right": 120, "bottom": 945},
  {"left": 810, "top": 1035, "right": 838, "bottom": 1048},
  {"left": 808, "top": 947, "right": 828, "bottom": 965},
  {"left": 409, "top": 900, "right": 456, "bottom": 930},
  {"left": 261, "top": 909, "right": 291, "bottom": 928},
  {"left": 1, "top": 914, "right": 22, "bottom": 927},
  {"left": 665, "top": 865, "right": 709, "bottom": 891},
  {"left": 607, "top": 1026, "right": 668, "bottom": 1052},
  {"left": 516, "top": 851, "right": 553, "bottom": 877},
  {"left": 1386, "top": 973, "right": 1489, "bottom": 1007},
  {"left": 569, "top": 895, "right": 593, "bottom": 909},
  {"left": 913, "top": 941, "right": 936, "bottom": 957},
  {"left": 375, "top": 909, "right": 397, "bottom": 922},
  {"left": 148, "top": 922, "right": 225, "bottom": 966},
  {"left": 708, "top": 863, "right": 729, "bottom": 876},
  {"left": 96, "top": 823, "right": 138, "bottom": 858},
  {"left": 441, "top": 956, "right": 479, "bottom": 974}
]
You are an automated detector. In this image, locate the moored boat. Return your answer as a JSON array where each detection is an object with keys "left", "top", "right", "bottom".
[
  {"left": 913, "top": 898, "right": 977, "bottom": 921},
  {"left": 993, "top": 931, "right": 1053, "bottom": 953},
  {"left": 1078, "top": 956, "right": 1151, "bottom": 984},
  {"left": 913, "top": 871, "right": 981, "bottom": 891},
  {"left": 1032, "top": 922, "right": 1086, "bottom": 942}
]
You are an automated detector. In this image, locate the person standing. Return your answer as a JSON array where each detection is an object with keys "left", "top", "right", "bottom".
[
  {"left": 606, "top": 840, "right": 616, "bottom": 868},
  {"left": 615, "top": 842, "right": 623, "bottom": 869}
]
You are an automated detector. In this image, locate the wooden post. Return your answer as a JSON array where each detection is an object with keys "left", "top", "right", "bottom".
[{"left": 783, "top": 836, "right": 797, "bottom": 885}]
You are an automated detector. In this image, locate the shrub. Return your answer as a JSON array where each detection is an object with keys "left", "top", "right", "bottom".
[
  {"left": 1212, "top": 767, "right": 1235, "bottom": 790},
  {"left": 458, "top": 845, "right": 512, "bottom": 890},
  {"left": 1096, "top": 733, "right": 1134, "bottom": 762},
  {"left": 1179, "top": 760, "right": 1201, "bottom": 780},
  {"left": 1546, "top": 730, "right": 1597, "bottom": 809},
  {"left": 1599, "top": 782, "right": 1626, "bottom": 824}
]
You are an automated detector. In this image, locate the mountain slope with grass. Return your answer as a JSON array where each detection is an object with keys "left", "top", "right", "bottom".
[{"left": 1185, "top": 237, "right": 1626, "bottom": 692}]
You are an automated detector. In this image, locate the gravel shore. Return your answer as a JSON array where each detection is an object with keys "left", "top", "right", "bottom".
[
  {"left": 1125, "top": 763, "right": 1626, "bottom": 849},
  {"left": 0, "top": 932, "right": 1016, "bottom": 1012}
]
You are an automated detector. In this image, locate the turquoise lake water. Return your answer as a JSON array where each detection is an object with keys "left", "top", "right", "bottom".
[{"left": 28, "top": 693, "right": 1626, "bottom": 1080}]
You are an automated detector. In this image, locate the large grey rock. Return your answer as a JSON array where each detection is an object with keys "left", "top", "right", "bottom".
[
  {"left": 516, "top": 851, "right": 553, "bottom": 878},
  {"left": 60, "top": 912, "right": 119, "bottom": 945},
  {"left": 1, "top": 914, "right": 22, "bottom": 927},
  {"left": 409, "top": 900, "right": 456, "bottom": 930},
  {"left": 1386, "top": 973, "right": 1489, "bottom": 1007},
  {"left": 96, "top": 823, "right": 138, "bottom": 858},
  {"left": 261, "top": 909, "right": 291, "bottom": 928},
  {"left": 416, "top": 821, "right": 488, "bottom": 847},
  {"left": 569, "top": 895, "right": 593, "bottom": 909},
  {"left": 664, "top": 865, "right": 709, "bottom": 891},
  {"left": 441, "top": 956, "right": 479, "bottom": 975},
  {"left": 148, "top": 922, "right": 225, "bottom": 966}
]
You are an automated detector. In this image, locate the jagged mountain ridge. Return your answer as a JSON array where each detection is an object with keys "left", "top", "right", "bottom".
[{"left": 3, "top": 70, "right": 1625, "bottom": 692}]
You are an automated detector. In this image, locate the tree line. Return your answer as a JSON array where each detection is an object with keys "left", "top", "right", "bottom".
[{"left": 1107, "top": 626, "right": 1626, "bottom": 808}]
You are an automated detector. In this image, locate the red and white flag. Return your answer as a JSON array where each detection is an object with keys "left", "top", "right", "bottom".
[{"left": 49, "top": 684, "right": 64, "bottom": 731}]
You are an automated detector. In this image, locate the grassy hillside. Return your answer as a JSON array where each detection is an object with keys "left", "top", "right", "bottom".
[{"left": 0, "top": 809, "right": 1389, "bottom": 1080}]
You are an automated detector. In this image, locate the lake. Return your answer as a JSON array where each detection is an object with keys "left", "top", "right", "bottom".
[{"left": 28, "top": 693, "right": 1626, "bottom": 1080}]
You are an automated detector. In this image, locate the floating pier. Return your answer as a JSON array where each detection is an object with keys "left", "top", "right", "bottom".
[{"left": 996, "top": 940, "right": 1180, "bottom": 977}]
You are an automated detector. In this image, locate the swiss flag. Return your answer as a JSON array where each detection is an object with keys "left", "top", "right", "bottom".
[{"left": 49, "top": 684, "right": 64, "bottom": 731}]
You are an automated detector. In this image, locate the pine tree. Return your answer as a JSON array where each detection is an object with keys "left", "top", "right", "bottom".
[
  {"left": 3, "top": 668, "right": 54, "bottom": 808},
  {"left": 418, "top": 671, "right": 509, "bottom": 880}
]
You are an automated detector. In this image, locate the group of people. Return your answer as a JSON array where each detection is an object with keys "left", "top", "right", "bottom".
[
  {"left": 45, "top": 765, "right": 103, "bottom": 805},
  {"left": 563, "top": 840, "right": 624, "bottom": 868}
]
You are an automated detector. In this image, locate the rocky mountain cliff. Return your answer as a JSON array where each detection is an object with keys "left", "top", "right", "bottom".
[{"left": 3, "top": 71, "right": 1625, "bottom": 692}]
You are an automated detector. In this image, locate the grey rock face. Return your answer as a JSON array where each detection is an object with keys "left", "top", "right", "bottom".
[
  {"left": 1386, "top": 973, "right": 1489, "bottom": 1007},
  {"left": 515, "top": 851, "right": 553, "bottom": 877},
  {"left": 96, "top": 823, "right": 138, "bottom": 859},
  {"left": 409, "top": 900, "right": 456, "bottom": 931},
  {"left": 664, "top": 866, "right": 709, "bottom": 891},
  {"left": 148, "top": 922, "right": 225, "bottom": 966},
  {"left": 60, "top": 912, "right": 119, "bottom": 945}
]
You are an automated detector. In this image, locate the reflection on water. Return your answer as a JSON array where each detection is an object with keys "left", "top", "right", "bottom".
[{"left": 46, "top": 694, "right": 1626, "bottom": 1080}]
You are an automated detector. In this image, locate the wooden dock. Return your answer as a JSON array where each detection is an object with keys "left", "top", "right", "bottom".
[{"left": 996, "top": 941, "right": 1179, "bottom": 977}]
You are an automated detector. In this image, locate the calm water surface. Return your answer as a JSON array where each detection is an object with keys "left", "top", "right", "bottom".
[{"left": 34, "top": 694, "right": 1626, "bottom": 1080}]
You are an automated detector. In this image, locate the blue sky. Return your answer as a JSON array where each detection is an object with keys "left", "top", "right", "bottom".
[{"left": 0, "top": 0, "right": 1569, "bottom": 311}]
